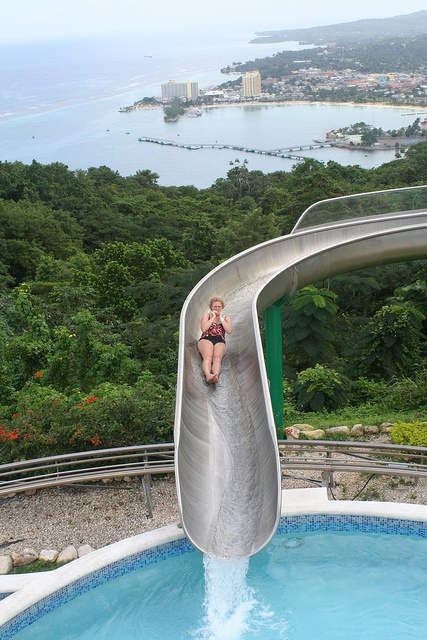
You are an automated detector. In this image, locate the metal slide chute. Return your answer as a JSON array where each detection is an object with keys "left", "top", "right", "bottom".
[{"left": 174, "top": 201, "right": 427, "bottom": 558}]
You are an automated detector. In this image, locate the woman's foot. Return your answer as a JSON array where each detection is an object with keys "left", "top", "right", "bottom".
[
  {"left": 211, "top": 373, "right": 219, "bottom": 384},
  {"left": 205, "top": 373, "right": 215, "bottom": 384}
]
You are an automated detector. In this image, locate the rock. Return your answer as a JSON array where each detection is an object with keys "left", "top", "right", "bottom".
[
  {"left": 24, "top": 489, "right": 37, "bottom": 496},
  {"left": 57, "top": 545, "right": 78, "bottom": 564},
  {"left": 0, "top": 555, "right": 13, "bottom": 575},
  {"left": 301, "top": 429, "right": 325, "bottom": 440},
  {"left": 380, "top": 422, "right": 393, "bottom": 432},
  {"left": 364, "top": 425, "right": 379, "bottom": 435},
  {"left": 326, "top": 426, "right": 350, "bottom": 435},
  {"left": 291, "top": 423, "right": 314, "bottom": 431},
  {"left": 11, "top": 548, "right": 38, "bottom": 567},
  {"left": 285, "top": 426, "right": 300, "bottom": 440},
  {"left": 350, "top": 424, "right": 364, "bottom": 437},
  {"left": 78, "top": 544, "right": 95, "bottom": 557},
  {"left": 39, "top": 549, "right": 58, "bottom": 563}
]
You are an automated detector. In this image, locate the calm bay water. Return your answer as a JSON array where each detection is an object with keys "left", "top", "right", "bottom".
[{"left": 0, "top": 29, "right": 420, "bottom": 187}]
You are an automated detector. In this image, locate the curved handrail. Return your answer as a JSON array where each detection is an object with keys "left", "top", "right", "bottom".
[
  {"left": 175, "top": 197, "right": 427, "bottom": 558},
  {"left": 2, "top": 440, "right": 427, "bottom": 496},
  {"left": 0, "top": 444, "right": 175, "bottom": 494},
  {"left": 292, "top": 184, "right": 427, "bottom": 231}
]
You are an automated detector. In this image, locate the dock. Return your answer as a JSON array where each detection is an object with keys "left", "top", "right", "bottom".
[{"left": 137, "top": 137, "right": 331, "bottom": 161}]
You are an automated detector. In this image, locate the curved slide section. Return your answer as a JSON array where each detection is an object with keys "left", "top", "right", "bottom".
[{"left": 174, "top": 208, "right": 427, "bottom": 558}]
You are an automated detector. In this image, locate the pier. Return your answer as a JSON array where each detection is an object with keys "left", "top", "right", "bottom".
[{"left": 137, "top": 137, "right": 331, "bottom": 161}]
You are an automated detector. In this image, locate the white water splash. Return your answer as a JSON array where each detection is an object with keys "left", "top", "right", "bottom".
[
  {"left": 194, "top": 555, "right": 255, "bottom": 640},
  {"left": 192, "top": 554, "right": 289, "bottom": 640}
]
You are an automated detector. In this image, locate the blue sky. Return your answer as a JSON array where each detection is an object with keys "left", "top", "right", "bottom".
[{"left": 1, "top": 0, "right": 427, "bottom": 43}]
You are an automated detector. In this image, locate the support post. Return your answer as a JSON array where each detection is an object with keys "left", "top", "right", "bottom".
[
  {"left": 265, "top": 305, "right": 284, "bottom": 439},
  {"left": 142, "top": 474, "right": 153, "bottom": 519}
]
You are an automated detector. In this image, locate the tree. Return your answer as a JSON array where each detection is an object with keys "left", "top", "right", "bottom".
[
  {"left": 163, "top": 98, "right": 185, "bottom": 120},
  {"left": 361, "top": 130, "right": 379, "bottom": 146},
  {"left": 282, "top": 285, "right": 341, "bottom": 373},
  {"left": 213, "top": 207, "right": 280, "bottom": 260},
  {"left": 359, "top": 304, "right": 426, "bottom": 379}
]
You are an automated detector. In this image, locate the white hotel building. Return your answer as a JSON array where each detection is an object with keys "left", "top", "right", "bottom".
[
  {"left": 242, "top": 71, "right": 262, "bottom": 97},
  {"left": 161, "top": 80, "right": 200, "bottom": 101}
]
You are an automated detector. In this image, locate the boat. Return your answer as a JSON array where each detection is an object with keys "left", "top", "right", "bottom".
[{"left": 186, "top": 108, "right": 202, "bottom": 118}]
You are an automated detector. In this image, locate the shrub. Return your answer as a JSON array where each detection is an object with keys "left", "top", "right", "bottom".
[
  {"left": 294, "top": 364, "right": 348, "bottom": 412},
  {"left": 359, "top": 304, "right": 425, "bottom": 379},
  {"left": 391, "top": 421, "right": 427, "bottom": 447},
  {"left": 0, "top": 372, "right": 174, "bottom": 464}
]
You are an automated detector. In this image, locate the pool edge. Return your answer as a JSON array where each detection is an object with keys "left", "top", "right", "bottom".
[
  {"left": 0, "top": 523, "right": 185, "bottom": 631},
  {"left": 2, "top": 488, "right": 427, "bottom": 635},
  {"left": 281, "top": 487, "right": 427, "bottom": 521}
]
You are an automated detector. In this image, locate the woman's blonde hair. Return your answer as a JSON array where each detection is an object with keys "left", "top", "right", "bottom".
[{"left": 209, "top": 296, "right": 225, "bottom": 309}]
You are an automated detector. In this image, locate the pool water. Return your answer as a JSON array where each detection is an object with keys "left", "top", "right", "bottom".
[{"left": 8, "top": 530, "right": 427, "bottom": 640}]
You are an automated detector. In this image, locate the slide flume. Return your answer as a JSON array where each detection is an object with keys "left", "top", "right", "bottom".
[{"left": 175, "top": 200, "right": 427, "bottom": 558}]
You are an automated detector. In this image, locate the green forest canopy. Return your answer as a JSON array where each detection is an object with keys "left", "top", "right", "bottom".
[{"left": 1, "top": 143, "right": 427, "bottom": 460}]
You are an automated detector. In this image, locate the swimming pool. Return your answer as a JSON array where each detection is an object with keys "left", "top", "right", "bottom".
[{"left": 2, "top": 507, "right": 427, "bottom": 640}]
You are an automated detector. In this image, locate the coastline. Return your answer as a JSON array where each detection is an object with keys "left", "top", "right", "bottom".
[
  {"left": 202, "top": 100, "right": 425, "bottom": 111},
  {"left": 121, "top": 99, "right": 425, "bottom": 113}
]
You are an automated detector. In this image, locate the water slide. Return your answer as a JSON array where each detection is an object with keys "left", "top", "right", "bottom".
[{"left": 174, "top": 187, "right": 427, "bottom": 558}]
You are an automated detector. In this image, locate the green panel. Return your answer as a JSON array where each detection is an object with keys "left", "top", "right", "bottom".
[{"left": 264, "top": 305, "right": 284, "bottom": 438}]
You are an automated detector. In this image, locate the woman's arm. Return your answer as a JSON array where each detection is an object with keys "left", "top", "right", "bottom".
[
  {"left": 221, "top": 316, "right": 233, "bottom": 334},
  {"left": 200, "top": 312, "right": 215, "bottom": 332}
]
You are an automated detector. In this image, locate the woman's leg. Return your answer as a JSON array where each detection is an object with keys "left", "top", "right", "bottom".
[
  {"left": 211, "top": 342, "right": 227, "bottom": 383},
  {"left": 197, "top": 339, "right": 215, "bottom": 382}
]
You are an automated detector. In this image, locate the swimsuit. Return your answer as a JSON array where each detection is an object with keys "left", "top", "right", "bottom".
[{"left": 199, "top": 320, "right": 226, "bottom": 345}]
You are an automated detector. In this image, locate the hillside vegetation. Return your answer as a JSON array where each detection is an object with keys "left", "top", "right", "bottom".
[
  {"left": 1, "top": 145, "right": 427, "bottom": 461},
  {"left": 251, "top": 11, "right": 427, "bottom": 45}
]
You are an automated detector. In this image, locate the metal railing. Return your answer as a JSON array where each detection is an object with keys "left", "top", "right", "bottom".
[
  {"left": 0, "top": 444, "right": 175, "bottom": 519},
  {"left": 278, "top": 439, "right": 427, "bottom": 488},
  {"left": 1, "top": 440, "right": 427, "bottom": 514}
]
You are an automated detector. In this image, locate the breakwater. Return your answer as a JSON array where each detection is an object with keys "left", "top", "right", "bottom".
[{"left": 138, "top": 136, "right": 331, "bottom": 161}]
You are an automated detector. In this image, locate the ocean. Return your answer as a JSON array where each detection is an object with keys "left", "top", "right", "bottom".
[{"left": 0, "top": 28, "right": 421, "bottom": 187}]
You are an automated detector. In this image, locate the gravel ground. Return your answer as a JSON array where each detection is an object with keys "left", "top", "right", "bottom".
[
  {"left": 0, "top": 476, "right": 180, "bottom": 556},
  {"left": 2, "top": 457, "right": 427, "bottom": 557}
]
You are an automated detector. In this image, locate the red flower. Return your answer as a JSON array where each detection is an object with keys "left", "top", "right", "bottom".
[
  {"left": 11, "top": 413, "right": 18, "bottom": 419},
  {"left": 85, "top": 396, "right": 99, "bottom": 403},
  {"left": 90, "top": 433, "right": 102, "bottom": 446},
  {"left": 76, "top": 403, "right": 83, "bottom": 407},
  {"left": 0, "top": 425, "right": 20, "bottom": 442},
  {"left": 35, "top": 371, "right": 42, "bottom": 378}
]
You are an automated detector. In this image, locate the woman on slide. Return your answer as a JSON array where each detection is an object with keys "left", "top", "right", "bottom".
[{"left": 197, "top": 296, "right": 233, "bottom": 384}]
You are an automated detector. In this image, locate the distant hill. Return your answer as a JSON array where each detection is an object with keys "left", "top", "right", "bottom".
[{"left": 251, "top": 11, "right": 427, "bottom": 45}]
